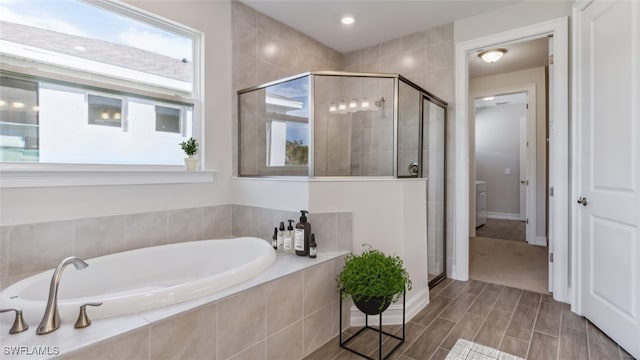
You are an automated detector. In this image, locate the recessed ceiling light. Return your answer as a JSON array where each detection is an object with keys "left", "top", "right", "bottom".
[{"left": 341, "top": 16, "right": 354, "bottom": 25}]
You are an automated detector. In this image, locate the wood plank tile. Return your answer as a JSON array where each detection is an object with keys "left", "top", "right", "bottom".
[
  {"left": 473, "top": 308, "right": 513, "bottom": 348},
  {"left": 412, "top": 296, "right": 450, "bottom": 327},
  {"left": 375, "top": 321, "right": 427, "bottom": 359},
  {"left": 460, "top": 280, "right": 487, "bottom": 296},
  {"left": 429, "top": 348, "right": 450, "bottom": 360},
  {"left": 441, "top": 312, "right": 485, "bottom": 350},
  {"left": 467, "top": 294, "right": 499, "bottom": 317},
  {"left": 499, "top": 336, "right": 529, "bottom": 358},
  {"left": 505, "top": 304, "right": 539, "bottom": 341},
  {"left": 560, "top": 303, "right": 586, "bottom": 332},
  {"left": 518, "top": 290, "right": 542, "bottom": 309},
  {"left": 494, "top": 287, "right": 523, "bottom": 313},
  {"left": 332, "top": 349, "right": 365, "bottom": 359},
  {"left": 587, "top": 322, "right": 621, "bottom": 360},
  {"left": 484, "top": 283, "right": 505, "bottom": 293},
  {"left": 303, "top": 336, "right": 343, "bottom": 360},
  {"left": 438, "top": 293, "right": 478, "bottom": 322},
  {"left": 404, "top": 317, "right": 456, "bottom": 360},
  {"left": 528, "top": 331, "right": 559, "bottom": 360},
  {"left": 559, "top": 326, "right": 588, "bottom": 360},
  {"left": 429, "top": 278, "right": 453, "bottom": 298},
  {"left": 541, "top": 294, "right": 554, "bottom": 303},
  {"left": 437, "top": 280, "right": 468, "bottom": 299},
  {"left": 534, "top": 299, "right": 562, "bottom": 336}
]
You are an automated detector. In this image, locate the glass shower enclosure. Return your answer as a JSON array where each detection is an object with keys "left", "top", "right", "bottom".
[{"left": 237, "top": 71, "right": 447, "bottom": 287}]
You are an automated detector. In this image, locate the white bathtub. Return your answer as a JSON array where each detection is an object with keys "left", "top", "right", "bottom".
[{"left": 0, "top": 237, "right": 276, "bottom": 325}]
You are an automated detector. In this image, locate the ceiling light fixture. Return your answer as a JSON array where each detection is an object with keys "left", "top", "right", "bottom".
[
  {"left": 341, "top": 16, "right": 354, "bottom": 25},
  {"left": 483, "top": 96, "right": 495, "bottom": 101},
  {"left": 478, "top": 48, "right": 506, "bottom": 63}
]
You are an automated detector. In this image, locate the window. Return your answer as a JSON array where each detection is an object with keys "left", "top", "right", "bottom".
[
  {"left": 0, "top": 0, "right": 202, "bottom": 168},
  {"left": 88, "top": 95, "right": 123, "bottom": 128},
  {"left": 156, "top": 105, "right": 182, "bottom": 134}
]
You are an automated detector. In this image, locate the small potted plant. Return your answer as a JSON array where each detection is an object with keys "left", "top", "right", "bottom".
[
  {"left": 179, "top": 137, "right": 198, "bottom": 171},
  {"left": 337, "top": 244, "right": 412, "bottom": 315}
]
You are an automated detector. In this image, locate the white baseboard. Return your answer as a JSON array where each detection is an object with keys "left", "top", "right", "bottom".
[
  {"left": 530, "top": 236, "right": 547, "bottom": 247},
  {"left": 349, "top": 287, "right": 429, "bottom": 326},
  {"left": 486, "top": 211, "right": 522, "bottom": 221}
]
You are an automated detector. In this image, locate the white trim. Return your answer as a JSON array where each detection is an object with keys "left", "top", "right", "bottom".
[
  {"left": 486, "top": 211, "right": 521, "bottom": 221},
  {"left": 349, "top": 287, "right": 428, "bottom": 326},
  {"left": 532, "top": 236, "right": 548, "bottom": 247},
  {"left": 0, "top": 165, "right": 216, "bottom": 188},
  {"left": 454, "top": 17, "right": 570, "bottom": 302}
]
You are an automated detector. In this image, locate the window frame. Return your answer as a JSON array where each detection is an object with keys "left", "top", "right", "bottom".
[{"left": 0, "top": 0, "right": 211, "bottom": 187}]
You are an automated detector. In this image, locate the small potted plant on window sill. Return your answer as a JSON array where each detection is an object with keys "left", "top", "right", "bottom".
[
  {"left": 337, "top": 244, "right": 412, "bottom": 315},
  {"left": 179, "top": 137, "right": 198, "bottom": 171}
]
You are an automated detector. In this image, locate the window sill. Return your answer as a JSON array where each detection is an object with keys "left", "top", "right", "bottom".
[{"left": 0, "top": 164, "right": 216, "bottom": 188}]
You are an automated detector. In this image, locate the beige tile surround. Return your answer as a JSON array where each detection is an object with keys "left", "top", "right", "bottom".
[
  {"left": 1, "top": 205, "right": 351, "bottom": 359},
  {"left": 58, "top": 257, "right": 346, "bottom": 360}
]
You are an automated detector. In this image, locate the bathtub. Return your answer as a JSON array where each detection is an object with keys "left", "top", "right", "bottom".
[{"left": 0, "top": 237, "right": 276, "bottom": 325}]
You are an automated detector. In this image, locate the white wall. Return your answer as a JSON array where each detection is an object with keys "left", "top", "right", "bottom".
[
  {"left": 470, "top": 67, "right": 547, "bottom": 238},
  {"left": 454, "top": 0, "right": 573, "bottom": 43},
  {"left": 0, "top": 0, "right": 233, "bottom": 226},
  {"left": 475, "top": 104, "right": 525, "bottom": 215},
  {"left": 309, "top": 179, "right": 428, "bottom": 315}
]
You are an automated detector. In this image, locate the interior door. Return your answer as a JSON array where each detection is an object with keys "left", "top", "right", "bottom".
[
  {"left": 578, "top": 0, "right": 640, "bottom": 357},
  {"left": 518, "top": 116, "right": 527, "bottom": 222}
]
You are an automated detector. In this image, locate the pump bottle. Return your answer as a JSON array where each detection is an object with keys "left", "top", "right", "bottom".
[
  {"left": 284, "top": 220, "right": 294, "bottom": 253},
  {"left": 277, "top": 222, "right": 285, "bottom": 250},
  {"left": 294, "top": 210, "right": 311, "bottom": 256}
]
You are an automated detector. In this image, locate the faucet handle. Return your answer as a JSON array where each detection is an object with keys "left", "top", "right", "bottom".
[
  {"left": 0, "top": 308, "right": 29, "bottom": 334},
  {"left": 74, "top": 302, "right": 102, "bottom": 329}
]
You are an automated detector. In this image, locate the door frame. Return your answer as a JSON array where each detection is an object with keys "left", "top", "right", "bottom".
[
  {"left": 471, "top": 86, "right": 538, "bottom": 246},
  {"left": 453, "top": 17, "right": 570, "bottom": 302}
]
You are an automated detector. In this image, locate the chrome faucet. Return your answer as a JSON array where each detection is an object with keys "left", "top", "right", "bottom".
[{"left": 36, "top": 256, "right": 89, "bottom": 335}]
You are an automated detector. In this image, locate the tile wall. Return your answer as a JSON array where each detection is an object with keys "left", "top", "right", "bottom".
[
  {"left": 343, "top": 24, "right": 455, "bottom": 275},
  {"left": 231, "top": 0, "right": 343, "bottom": 176},
  {"left": 0, "top": 206, "right": 352, "bottom": 289}
]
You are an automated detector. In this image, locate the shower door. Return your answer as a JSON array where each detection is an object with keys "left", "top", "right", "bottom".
[{"left": 423, "top": 96, "right": 446, "bottom": 287}]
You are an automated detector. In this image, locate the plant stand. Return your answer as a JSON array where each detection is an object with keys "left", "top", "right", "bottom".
[{"left": 339, "top": 290, "right": 405, "bottom": 360}]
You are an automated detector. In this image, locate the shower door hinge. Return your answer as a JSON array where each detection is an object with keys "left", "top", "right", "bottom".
[
  {"left": 526, "top": 218, "right": 529, "bottom": 224},
  {"left": 549, "top": 54, "right": 554, "bottom": 65},
  {"left": 549, "top": 253, "right": 554, "bottom": 263}
]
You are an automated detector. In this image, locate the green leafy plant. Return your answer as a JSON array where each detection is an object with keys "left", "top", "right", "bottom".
[
  {"left": 179, "top": 137, "right": 198, "bottom": 156},
  {"left": 337, "top": 244, "right": 412, "bottom": 307}
]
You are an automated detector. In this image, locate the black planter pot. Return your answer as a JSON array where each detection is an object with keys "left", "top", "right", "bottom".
[{"left": 353, "top": 296, "right": 392, "bottom": 315}]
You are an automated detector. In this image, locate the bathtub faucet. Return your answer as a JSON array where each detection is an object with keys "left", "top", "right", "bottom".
[{"left": 36, "top": 256, "right": 89, "bottom": 335}]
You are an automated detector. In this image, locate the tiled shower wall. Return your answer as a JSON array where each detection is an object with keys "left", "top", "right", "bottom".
[
  {"left": 0, "top": 206, "right": 352, "bottom": 289},
  {"left": 344, "top": 25, "right": 455, "bottom": 275},
  {"left": 60, "top": 257, "right": 349, "bottom": 360},
  {"left": 231, "top": 0, "right": 343, "bottom": 176}
]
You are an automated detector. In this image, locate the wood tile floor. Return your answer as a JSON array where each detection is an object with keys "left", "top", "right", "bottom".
[{"left": 305, "top": 279, "right": 636, "bottom": 360}]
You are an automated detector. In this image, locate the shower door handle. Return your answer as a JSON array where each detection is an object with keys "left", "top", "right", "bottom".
[{"left": 408, "top": 162, "right": 419, "bottom": 176}]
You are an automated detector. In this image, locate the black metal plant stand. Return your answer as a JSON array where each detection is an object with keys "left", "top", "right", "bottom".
[{"left": 339, "top": 290, "right": 405, "bottom": 360}]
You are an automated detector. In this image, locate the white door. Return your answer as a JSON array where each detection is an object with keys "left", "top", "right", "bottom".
[{"left": 577, "top": 0, "right": 640, "bottom": 358}]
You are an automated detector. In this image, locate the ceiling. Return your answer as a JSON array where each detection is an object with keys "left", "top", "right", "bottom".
[
  {"left": 468, "top": 37, "right": 549, "bottom": 78},
  {"left": 240, "top": 0, "right": 522, "bottom": 54}
]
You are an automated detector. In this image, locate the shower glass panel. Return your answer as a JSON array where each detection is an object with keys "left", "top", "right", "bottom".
[
  {"left": 313, "top": 75, "right": 395, "bottom": 176},
  {"left": 238, "top": 75, "right": 310, "bottom": 176},
  {"left": 424, "top": 97, "right": 447, "bottom": 286},
  {"left": 397, "top": 81, "right": 421, "bottom": 177}
]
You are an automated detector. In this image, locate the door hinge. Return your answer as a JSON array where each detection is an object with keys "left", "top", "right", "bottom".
[
  {"left": 549, "top": 54, "right": 554, "bottom": 65},
  {"left": 526, "top": 103, "right": 529, "bottom": 109},
  {"left": 550, "top": 187, "right": 554, "bottom": 197},
  {"left": 526, "top": 218, "right": 529, "bottom": 224},
  {"left": 549, "top": 253, "right": 554, "bottom": 263}
]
